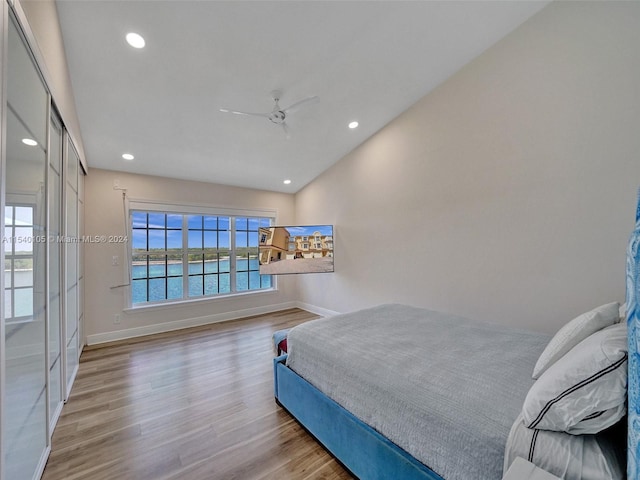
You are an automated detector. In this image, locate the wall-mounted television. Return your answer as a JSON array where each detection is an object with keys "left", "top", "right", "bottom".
[{"left": 259, "top": 225, "right": 334, "bottom": 275}]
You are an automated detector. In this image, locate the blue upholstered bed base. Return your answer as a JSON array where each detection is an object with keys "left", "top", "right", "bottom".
[
  {"left": 273, "top": 354, "right": 443, "bottom": 480},
  {"left": 626, "top": 190, "right": 640, "bottom": 479}
]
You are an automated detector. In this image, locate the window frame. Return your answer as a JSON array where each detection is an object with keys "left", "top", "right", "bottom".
[
  {"left": 126, "top": 200, "right": 277, "bottom": 309},
  {"left": 3, "top": 202, "right": 36, "bottom": 323},
  {"left": 4, "top": 192, "right": 41, "bottom": 324}
]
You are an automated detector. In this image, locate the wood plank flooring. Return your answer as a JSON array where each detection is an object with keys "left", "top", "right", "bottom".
[{"left": 41, "top": 309, "right": 354, "bottom": 480}]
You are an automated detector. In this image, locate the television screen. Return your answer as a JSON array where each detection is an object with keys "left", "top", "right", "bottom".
[{"left": 259, "top": 225, "right": 334, "bottom": 275}]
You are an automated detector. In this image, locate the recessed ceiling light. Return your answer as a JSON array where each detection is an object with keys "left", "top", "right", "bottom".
[
  {"left": 348, "top": 121, "right": 359, "bottom": 129},
  {"left": 22, "top": 138, "right": 37, "bottom": 146},
  {"left": 283, "top": 179, "right": 292, "bottom": 185},
  {"left": 122, "top": 153, "right": 134, "bottom": 160},
  {"left": 126, "top": 32, "right": 145, "bottom": 49}
]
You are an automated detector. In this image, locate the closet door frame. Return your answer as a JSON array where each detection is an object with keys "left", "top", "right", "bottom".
[
  {"left": 48, "top": 108, "right": 64, "bottom": 430},
  {"left": 0, "top": 2, "right": 8, "bottom": 479},
  {"left": 62, "top": 134, "right": 81, "bottom": 399}
]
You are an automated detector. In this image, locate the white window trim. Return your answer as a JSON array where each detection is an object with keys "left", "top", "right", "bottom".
[
  {"left": 127, "top": 198, "right": 277, "bottom": 219},
  {"left": 4, "top": 192, "right": 39, "bottom": 324},
  {"left": 124, "top": 198, "right": 278, "bottom": 309}
]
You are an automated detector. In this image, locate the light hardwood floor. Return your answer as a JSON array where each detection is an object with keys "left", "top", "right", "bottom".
[{"left": 42, "top": 309, "right": 354, "bottom": 480}]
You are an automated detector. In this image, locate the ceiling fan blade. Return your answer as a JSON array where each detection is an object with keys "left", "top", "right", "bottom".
[
  {"left": 282, "top": 95, "right": 319, "bottom": 113},
  {"left": 219, "top": 108, "right": 270, "bottom": 118},
  {"left": 282, "top": 122, "right": 291, "bottom": 139}
]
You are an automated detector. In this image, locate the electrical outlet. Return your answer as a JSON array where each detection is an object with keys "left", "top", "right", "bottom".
[
  {"left": 112, "top": 255, "right": 119, "bottom": 266},
  {"left": 114, "top": 314, "right": 121, "bottom": 325},
  {"left": 113, "top": 179, "right": 120, "bottom": 189}
]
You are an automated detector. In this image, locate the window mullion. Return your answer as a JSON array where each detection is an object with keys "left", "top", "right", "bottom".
[
  {"left": 9, "top": 210, "right": 15, "bottom": 319},
  {"left": 182, "top": 215, "right": 188, "bottom": 299},
  {"left": 230, "top": 217, "right": 236, "bottom": 293},
  {"left": 200, "top": 225, "right": 205, "bottom": 296},
  {"left": 10, "top": 213, "right": 15, "bottom": 318},
  {"left": 145, "top": 214, "right": 150, "bottom": 303},
  {"left": 216, "top": 220, "right": 221, "bottom": 295}
]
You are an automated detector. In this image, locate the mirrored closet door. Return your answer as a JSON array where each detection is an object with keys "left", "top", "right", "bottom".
[
  {"left": 2, "top": 7, "right": 86, "bottom": 480},
  {"left": 4, "top": 12, "right": 49, "bottom": 480}
]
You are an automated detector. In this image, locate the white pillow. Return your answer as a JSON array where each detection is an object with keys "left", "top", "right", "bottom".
[
  {"left": 619, "top": 303, "right": 626, "bottom": 323},
  {"left": 522, "top": 322, "right": 627, "bottom": 434},
  {"left": 564, "top": 403, "right": 626, "bottom": 435},
  {"left": 532, "top": 302, "right": 620, "bottom": 379}
]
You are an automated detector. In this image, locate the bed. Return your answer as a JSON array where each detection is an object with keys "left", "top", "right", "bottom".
[{"left": 274, "top": 193, "right": 639, "bottom": 479}]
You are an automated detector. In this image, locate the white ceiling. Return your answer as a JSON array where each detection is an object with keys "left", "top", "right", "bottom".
[{"left": 55, "top": 0, "right": 548, "bottom": 193}]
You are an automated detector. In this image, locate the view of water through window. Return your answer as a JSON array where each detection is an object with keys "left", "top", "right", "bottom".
[{"left": 131, "top": 211, "right": 272, "bottom": 305}]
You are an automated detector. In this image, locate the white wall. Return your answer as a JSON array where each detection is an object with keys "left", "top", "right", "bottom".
[
  {"left": 18, "top": 0, "right": 86, "bottom": 167},
  {"left": 83, "top": 168, "right": 297, "bottom": 344},
  {"left": 295, "top": 1, "right": 640, "bottom": 334}
]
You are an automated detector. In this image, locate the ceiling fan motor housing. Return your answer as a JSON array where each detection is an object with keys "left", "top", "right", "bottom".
[{"left": 269, "top": 110, "right": 286, "bottom": 124}]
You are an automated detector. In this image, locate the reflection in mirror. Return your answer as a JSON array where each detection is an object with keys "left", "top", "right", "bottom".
[{"left": 4, "top": 15, "right": 48, "bottom": 480}]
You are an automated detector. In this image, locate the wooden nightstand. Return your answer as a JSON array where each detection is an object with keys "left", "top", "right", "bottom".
[{"left": 503, "top": 457, "right": 562, "bottom": 480}]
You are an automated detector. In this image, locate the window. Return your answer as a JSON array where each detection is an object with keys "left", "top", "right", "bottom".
[
  {"left": 235, "top": 217, "right": 265, "bottom": 292},
  {"left": 4, "top": 205, "right": 35, "bottom": 322},
  {"left": 130, "top": 209, "right": 273, "bottom": 306}
]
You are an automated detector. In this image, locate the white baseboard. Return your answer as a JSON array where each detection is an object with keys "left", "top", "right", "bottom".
[
  {"left": 85, "top": 301, "right": 298, "bottom": 346},
  {"left": 295, "top": 301, "right": 341, "bottom": 317}
]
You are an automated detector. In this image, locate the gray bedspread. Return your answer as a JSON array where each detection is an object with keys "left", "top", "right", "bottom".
[{"left": 286, "top": 304, "right": 550, "bottom": 480}]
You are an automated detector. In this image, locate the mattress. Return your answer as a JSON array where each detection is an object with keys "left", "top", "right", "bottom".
[{"left": 286, "top": 304, "right": 550, "bottom": 480}]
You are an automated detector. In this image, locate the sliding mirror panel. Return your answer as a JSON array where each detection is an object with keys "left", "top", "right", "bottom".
[
  {"left": 48, "top": 112, "right": 63, "bottom": 428},
  {"left": 64, "top": 138, "right": 79, "bottom": 394},
  {"left": 3, "top": 13, "right": 48, "bottom": 480},
  {"left": 78, "top": 169, "right": 84, "bottom": 353}
]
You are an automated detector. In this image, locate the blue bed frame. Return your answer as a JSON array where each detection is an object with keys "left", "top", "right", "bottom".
[
  {"left": 275, "top": 191, "right": 640, "bottom": 480},
  {"left": 627, "top": 190, "right": 640, "bottom": 479},
  {"left": 273, "top": 354, "right": 443, "bottom": 479}
]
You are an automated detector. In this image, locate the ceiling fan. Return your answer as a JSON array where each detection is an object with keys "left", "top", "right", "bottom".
[{"left": 219, "top": 90, "right": 318, "bottom": 136}]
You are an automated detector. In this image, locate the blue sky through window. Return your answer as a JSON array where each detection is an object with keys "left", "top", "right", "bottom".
[{"left": 130, "top": 210, "right": 270, "bottom": 305}]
